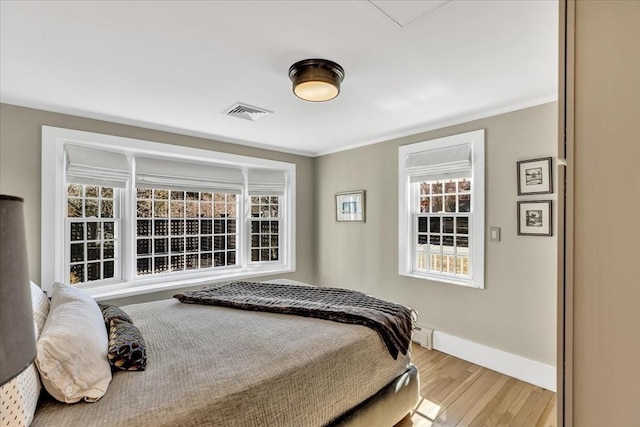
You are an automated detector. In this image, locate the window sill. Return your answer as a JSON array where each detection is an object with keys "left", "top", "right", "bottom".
[
  {"left": 399, "top": 271, "right": 483, "bottom": 289},
  {"left": 83, "top": 266, "right": 294, "bottom": 302}
]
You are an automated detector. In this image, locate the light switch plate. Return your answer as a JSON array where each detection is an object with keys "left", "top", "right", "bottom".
[{"left": 489, "top": 226, "right": 501, "bottom": 242}]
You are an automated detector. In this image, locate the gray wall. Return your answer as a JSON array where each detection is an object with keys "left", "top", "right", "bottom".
[
  {"left": 0, "top": 103, "right": 316, "bottom": 302},
  {"left": 315, "top": 103, "right": 557, "bottom": 365},
  {"left": 0, "top": 102, "right": 557, "bottom": 365}
]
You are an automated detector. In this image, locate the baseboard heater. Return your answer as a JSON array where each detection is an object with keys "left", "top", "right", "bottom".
[{"left": 412, "top": 325, "right": 434, "bottom": 350}]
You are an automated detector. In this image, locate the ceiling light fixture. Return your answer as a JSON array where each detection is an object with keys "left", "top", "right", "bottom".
[{"left": 289, "top": 59, "right": 345, "bottom": 102}]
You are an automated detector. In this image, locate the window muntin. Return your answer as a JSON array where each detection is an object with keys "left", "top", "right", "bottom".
[
  {"left": 135, "top": 189, "right": 238, "bottom": 278},
  {"left": 415, "top": 179, "right": 471, "bottom": 277},
  {"left": 250, "top": 196, "right": 280, "bottom": 262},
  {"left": 66, "top": 184, "right": 120, "bottom": 284}
]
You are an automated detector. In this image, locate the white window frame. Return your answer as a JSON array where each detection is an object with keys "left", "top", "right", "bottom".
[
  {"left": 42, "top": 126, "right": 296, "bottom": 299},
  {"left": 398, "top": 129, "right": 485, "bottom": 288}
]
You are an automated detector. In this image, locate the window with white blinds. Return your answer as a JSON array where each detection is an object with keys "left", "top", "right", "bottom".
[
  {"left": 42, "top": 126, "right": 295, "bottom": 297},
  {"left": 398, "top": 129, "right": 485, "bottom": 288}
]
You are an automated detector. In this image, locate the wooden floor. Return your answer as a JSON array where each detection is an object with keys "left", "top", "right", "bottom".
[{"left": 395, "top": 344, "right": 557, "bottom": 427}]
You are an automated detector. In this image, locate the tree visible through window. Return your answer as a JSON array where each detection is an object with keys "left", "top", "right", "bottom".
[
  {"left": 250, "top": 196, "right": 280, "bottom": 262},
  {"left": 415, "top": 179, "right": 471, "bottom": 276},
  {"left": 135, "top": 189, "right": 238, "bottom": 276},
  {"left": 66, "top": 184, "right": 118, "bottom": 284}
]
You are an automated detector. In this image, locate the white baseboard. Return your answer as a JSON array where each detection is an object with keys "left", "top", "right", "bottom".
[{"left": 431, "top": 330, "right": 556, "bottom": 392}]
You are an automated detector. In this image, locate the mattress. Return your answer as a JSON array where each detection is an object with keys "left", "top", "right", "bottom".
[{"left": 32, "top": 298, "right": 411, "bottom": 426}]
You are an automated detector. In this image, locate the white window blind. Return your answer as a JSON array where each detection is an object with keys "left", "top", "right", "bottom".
[
  {"left": 405, "top": 143, "right": 472, "bottom": 183},
  {"left": 65, "top": 145, "right": 130, "bottom": 188},
  {"left": 247, "top": 170, "right": 286, "bottom": 196},
  {"left": 135, "top": 157, "right": 245, "bottom": 194}
]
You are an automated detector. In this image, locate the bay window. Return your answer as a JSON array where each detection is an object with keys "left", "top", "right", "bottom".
[{"left": 42, "top": 126, "right": 295, "bottom": 298}]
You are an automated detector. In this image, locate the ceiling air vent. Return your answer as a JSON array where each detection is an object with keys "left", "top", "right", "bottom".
[{"left": 223, "top": 103, "right": 273, "bottom": 121}]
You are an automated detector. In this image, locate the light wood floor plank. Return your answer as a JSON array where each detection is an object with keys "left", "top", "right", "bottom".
[
  {"left": 510, "top": 389, "right": 543, "bottom": 426},
  {"left": 401, "top": 344, "right": 557, "bottom": 427},
  {"left": 527, "top": 390, "right": 554, "bottom": 426},
  {"left": 535, "top": 394, "right": 557, "bottom": 427},
  {"left": 433, "top": 370, "right": 501, "bottom": 426},
  {"left": 472, "top": 377, "right": 525, "bottom": 427},
  {"left": 495, "top": 384, "right": 534, "bottom": 426},
  {"left": 422, "top": 358, "right": 475, "bottom": 401},
  {"left": 456, "top": 374, "right": 510, "bottom": 426},
  {"left": 431, "top": 362, "right": 484, "bottom": 408}
]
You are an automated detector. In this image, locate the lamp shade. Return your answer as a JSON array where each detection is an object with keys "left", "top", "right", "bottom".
[
  {"left": 289, "top": 59, "right": 345, "bottom": 102},
  {"left": 0, "top": 195, "right": 36, "bottom": 387}
]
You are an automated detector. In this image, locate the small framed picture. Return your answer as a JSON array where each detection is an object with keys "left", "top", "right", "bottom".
[
  {"left": 517, "top": 200, "right": 552, "bottom": 236},
  {"left": 517, "top": 157, "right": 553, "bottom": 195},
  {"left": 335, "top": 191, "right": 365, "bottom": 222}
]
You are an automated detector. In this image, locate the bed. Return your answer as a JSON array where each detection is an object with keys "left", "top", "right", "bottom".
[{"left": 23, "top": 280, "right": 419, "bottom": 426}]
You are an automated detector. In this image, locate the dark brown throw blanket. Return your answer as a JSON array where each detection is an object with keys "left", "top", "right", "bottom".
[{"left": 174, "top": 282, "right": 415, "bottom": 359}]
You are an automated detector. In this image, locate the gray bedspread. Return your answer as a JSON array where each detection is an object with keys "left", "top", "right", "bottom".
[
  {"left": 32, "top": 298, "right": 411, "bottom": 427},
  {"left": 174, "top": 281, "right": 414, "bottom": 359}
]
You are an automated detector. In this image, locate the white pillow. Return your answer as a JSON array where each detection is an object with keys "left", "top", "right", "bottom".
[{"left": 35, "top": 282, "right": 112, "bottom": 403}]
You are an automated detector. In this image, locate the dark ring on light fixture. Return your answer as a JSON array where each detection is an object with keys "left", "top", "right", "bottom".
[{"left": 289, "top": 58, "right": 345, "bottom": 102}]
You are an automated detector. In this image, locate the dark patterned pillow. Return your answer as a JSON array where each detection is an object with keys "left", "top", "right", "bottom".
[
  {"left": 99, "top": 303, "right": 133, "bottom": 327},
  {"left": 107, "top": 318, "right": 147, "bottom": 371}
]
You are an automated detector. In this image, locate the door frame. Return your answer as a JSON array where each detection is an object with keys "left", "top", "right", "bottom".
[{"left": 557, "top": 1, "right": 575, "bottom": 425}]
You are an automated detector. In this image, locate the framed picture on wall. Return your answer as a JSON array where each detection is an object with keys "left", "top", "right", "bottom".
[
  {"left": 335, "top": 190, "right": 365, "bottom": 223},
  {"left": 517, "top": 157, "right": 553, "bottom": 195},
  {"left": 517, "top": 200, "right": 552, "bottom": 236}
]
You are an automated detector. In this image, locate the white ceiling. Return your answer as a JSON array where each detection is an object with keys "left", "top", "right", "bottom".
[{"left": 0, "top": 1, "right": 558, "bottom": 157}]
